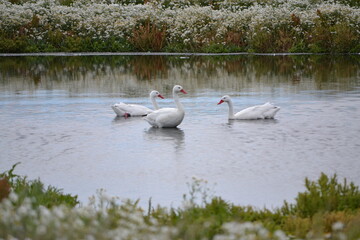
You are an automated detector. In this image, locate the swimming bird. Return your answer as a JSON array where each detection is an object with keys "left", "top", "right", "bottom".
[
  {"left": 217, "top": 95, "right": 280, "bottom": 120},
  {"left": 112, "top": 90, "right": 164, "bottom": 117},
  {"left": 144, "top": 85, "right": 187, "bottom": 128}
]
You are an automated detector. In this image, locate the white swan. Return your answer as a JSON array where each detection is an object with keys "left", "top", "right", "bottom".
[
  {"left": 112, "top": 90, "right": 164, "bottom": 117},
  {"left": 217, "top": 95, "right": 280, "bottom": 120},
  {"left": 144, "top": 85, "right": 187, "bottom": 128}
]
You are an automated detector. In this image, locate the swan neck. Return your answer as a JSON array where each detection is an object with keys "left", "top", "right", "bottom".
[
  {"left": 227, "top": 99, "right": 235, "bottom": 119},
  {"left": 173, "top": 90, "right": 184, "bottom": 111},
  {"left": 151, "top": 96, "right": 159, "bottom": 110}
]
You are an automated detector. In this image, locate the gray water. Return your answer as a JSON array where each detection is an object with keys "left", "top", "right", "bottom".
[{"left": 1, "top": 54, "right": 360, "bottom": 209}]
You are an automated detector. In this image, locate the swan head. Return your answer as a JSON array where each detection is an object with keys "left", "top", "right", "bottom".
[
  {"left": 217, "top": 95, "right": 231, "bottom": 105},
  {"left": 173, "top": 85, "right": 187, "bottom": 94},
  {"left": 150, "top": 90, "right": 164, "bottom": 99}
]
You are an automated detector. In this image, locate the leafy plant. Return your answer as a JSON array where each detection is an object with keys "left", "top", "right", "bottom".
[
  {"left": 0, "top": 163, "right": 79, "bottom": 208},
  {"left": 2, "top": 165, "right": 360, "bottom": 240},
  {"left": 129, "top": 20, "right": 166, "bottom": 52},
  {"left": 1, "top": 0, "right": 359, "bottom": 53},
  {"left": 282, "top": 173, "right": 360, "bottom": 218}
]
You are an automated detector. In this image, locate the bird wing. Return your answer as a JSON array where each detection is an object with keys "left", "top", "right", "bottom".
[
  {"left": 144, "top": 108, "right": 179, "bottom": 127},
  {"left": 114, "top": 103, "right": 153, "bottom": 116}
]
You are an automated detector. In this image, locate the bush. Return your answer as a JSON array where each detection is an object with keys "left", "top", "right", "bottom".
[
  {"left": 0, "top": 0, "right": 359, "bottom": 53},
  {"left": 1, "top": 165, "right": 360, "bottom": 239},
  {"left": 282, "top": 173, "right": 360, "bottom": 218},
  {"left": 0, "top": 163, "right": 79, "bottom": 208},
  {"left": 129, "top": 20, "right": 166, "bottom": 52}
]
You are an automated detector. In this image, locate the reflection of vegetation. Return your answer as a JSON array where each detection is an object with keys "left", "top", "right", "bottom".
[
  {"left": 130, "top": 56, "right": 169, "bottom": 81},
  {"left": 0, "top": 55, "right": 359, "bottom": 93},
  {"left": 1, "top": 165, "right": 360, "bottom": 239}
]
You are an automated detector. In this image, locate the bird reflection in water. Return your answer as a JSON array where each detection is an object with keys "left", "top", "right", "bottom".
[
  {"left": 226, "top": 118, "right": 279, "bottom": 127},
  {"left": 112, "top": 116, "right": 143, "bottom": 125},
  {"left": 144, "top": 127, "right": 185, "bottom": 152}
]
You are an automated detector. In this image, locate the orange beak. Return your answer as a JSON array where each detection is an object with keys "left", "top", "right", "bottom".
[
  {"left": 217, "top": 100, "right": 224, "bottom": 105},
  {"left": 180, "top": 89, "right": 187, "bottom": 94}
]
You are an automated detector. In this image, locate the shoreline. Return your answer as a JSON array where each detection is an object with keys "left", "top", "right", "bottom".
[{"left": 1, "top": 52, "right": 359, "bottom": 57}]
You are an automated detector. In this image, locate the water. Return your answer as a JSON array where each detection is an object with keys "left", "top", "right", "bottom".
[{"left": 1, "top": 54, "right": 360, "bottom": 209}]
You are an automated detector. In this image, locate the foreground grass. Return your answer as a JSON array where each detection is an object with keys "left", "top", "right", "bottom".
[
  {"left": 1, "top": 164, "right": 360, "bottom": 240},
  {"left": 0, "top": 0, "right": 359, "bottom": 53}
]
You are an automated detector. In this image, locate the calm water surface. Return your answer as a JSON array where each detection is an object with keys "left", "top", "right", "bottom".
[{"left": 1, "top": 54, "right": 360, "bottom": 208}]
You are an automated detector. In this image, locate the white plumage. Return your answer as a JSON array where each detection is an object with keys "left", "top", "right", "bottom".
[
  {"left": 218, "top": 95, "right": 280, "bottom": 120},
  {"left": 144, "top": 85, "right": 187, "bottom": 128},
  {"left": 112, "top": 90, "right": 164, "bottom": 117}
]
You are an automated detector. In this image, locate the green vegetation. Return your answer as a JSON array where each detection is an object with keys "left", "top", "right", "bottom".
[
  {"left": 282, "top": 173, "right": 360, "bottom": 217},
  {"left": 1, "top": 164, "right": 360, "bottom": 239},
  {"left": 0, "top": 163, "right": 79, "bottom": 208},
  {"left": 0, "top": 0, "right": 359, "bottom": 53}
]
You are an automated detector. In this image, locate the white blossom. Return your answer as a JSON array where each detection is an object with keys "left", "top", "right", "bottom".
[{"left": 0, "top": 0, "right": 358, "bottom": 45}]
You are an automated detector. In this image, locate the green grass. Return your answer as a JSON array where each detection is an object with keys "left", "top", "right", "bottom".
[{"left": 0, "top": 162, "right": 79, "bottom": 208}]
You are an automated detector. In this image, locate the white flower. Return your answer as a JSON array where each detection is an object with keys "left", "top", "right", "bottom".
[
  {"left": 52, "top": 206, "right": 65, "bottom": 219},
  {"left": 36, "top": 224, "right": 47, "bottom": 235},
  {"left": 274, "top": 229, "right": 288, "bottom": 240},
  {"left": 17, "top": 205, "right": 29, "bottom": 216},
  {"left": 8, "top": 192, "right": 18, "bottom": 202},
  {"left": 332, "top": 221, "right": 345, "bottom": 231}
]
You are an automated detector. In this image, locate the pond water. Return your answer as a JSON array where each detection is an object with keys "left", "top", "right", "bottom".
[{"left": 1, "top": 54, "right": 360, "bottom": 209}]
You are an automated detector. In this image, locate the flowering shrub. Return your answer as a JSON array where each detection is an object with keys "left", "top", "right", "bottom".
[
  {"left": 0, "top": 0, "right": 360, "bottom": 52},
  {"left": 0, "top": 190, "right": 293, "bottom": 239},
  {"left": 0, "top": 0, "right": 359, "bottom": 52},
  {"left": 0, "top": 190, "right": 178, "bottom": 240},
  {"left": 1, "top": 169, "right": 360, "bottom": 239}
]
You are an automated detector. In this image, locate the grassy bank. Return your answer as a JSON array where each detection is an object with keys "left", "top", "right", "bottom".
[
  {"left": 0, "top": 0, "right": 359, "bottom": 53},
  {"left": 1, "top": 164, "right": 360, "bottom": 239}
]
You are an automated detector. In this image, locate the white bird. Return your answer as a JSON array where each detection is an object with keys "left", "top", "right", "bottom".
[
  {"left": 217, "top": 95, "right": 280, "bottom": 120},
  {"left": 144, "top": 85, "right": 187, "bottom": 128},
  {"left": 112, "top": 90, "right": 164, "bottom": 118}
]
